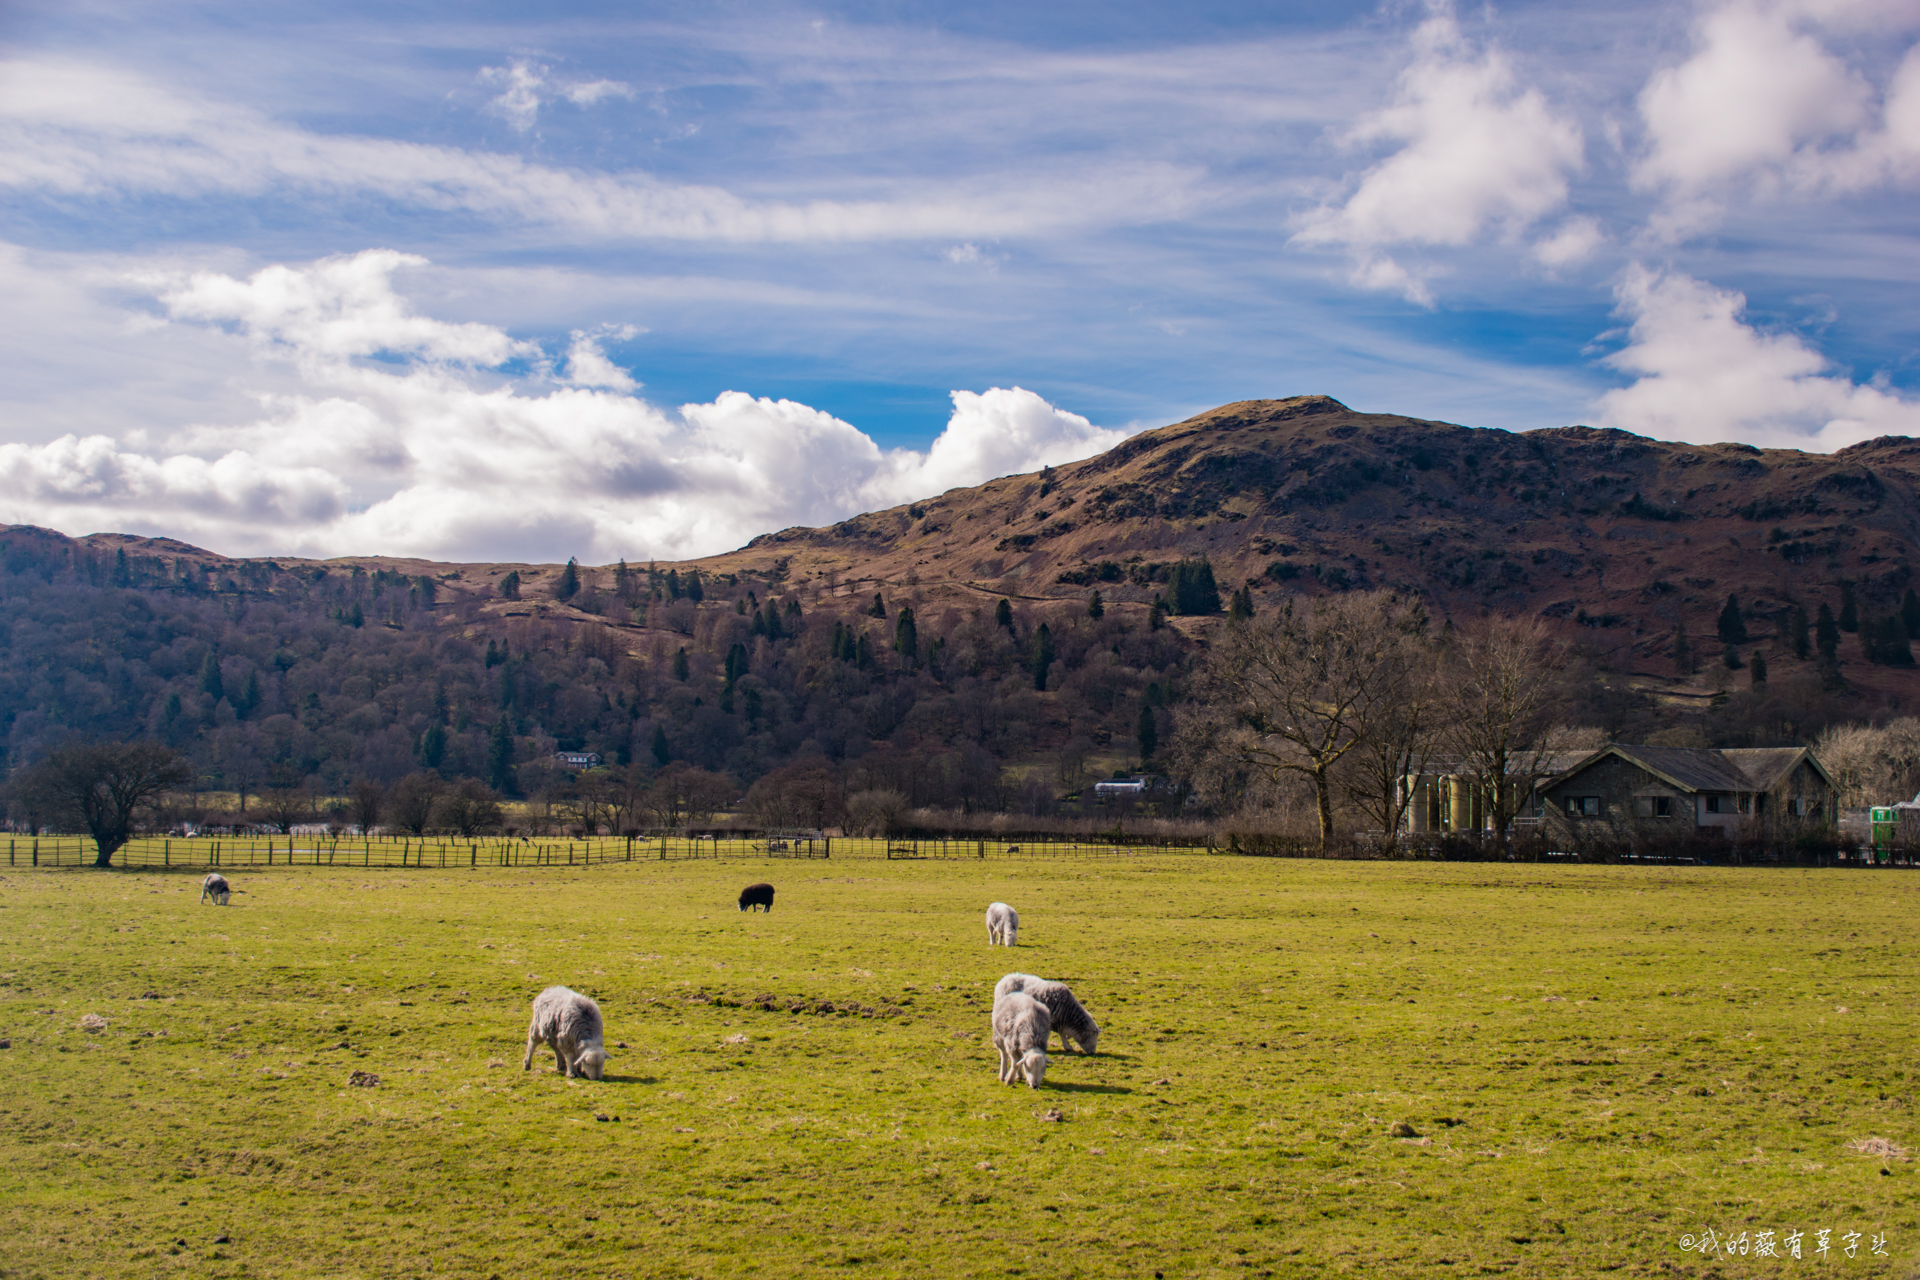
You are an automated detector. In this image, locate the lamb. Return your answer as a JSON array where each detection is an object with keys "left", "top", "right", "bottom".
[
  {"left": 738, "top": 882, "right": 775, "bottom": 912},
  {"left": 1024, "top": 979, "right": 1101, "bottom": 1055},
  {"left": 991, "top": 990, "right": 1050, "bottom": 1088},
  {"left": 522, "top": 986, "right": 607, "bottom": 1080},
  {"left": 993, "top": 972, "right": 1041, "bottom": 1004},
  {"left": 199, "top": 873, "right": 231, "bottom": 906},
  {"left": 985, "top": 901, "right": 1019, "bottom": 946}
]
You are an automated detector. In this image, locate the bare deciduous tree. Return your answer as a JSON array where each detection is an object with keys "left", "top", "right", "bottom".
[
  {"left": 1438, "top": 616, "right": 1570, "bottom": 844},
  {"left": 846, "top": 788, "right": 909, "bottom": 836},
  {"left": 434, "top": 778, "right": 504, "bottom": 837},
  {"left": 1178, "top": 591, "right": 1427, "bottom": 846},
  {"left": 1339, "top": 634, "right": 1446, "bottom": 855},
  {"left": 389, "top": 771, "right": 445, "bottom": 836},
  {"left": 348, "top": 778, "right": 385, "bottom": 834},
  {"left": 1812, "top": 718, "right": 1920, "bottom": 808},
  {"left": 14, "top": 741, "right": 191, "bottom": 867},
  {"left": 253, "top": 786, "right": 311, "bottom": 834}
]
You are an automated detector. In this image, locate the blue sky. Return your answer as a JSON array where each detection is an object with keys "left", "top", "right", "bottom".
[{"left": 1, "top": 0, "right": 1916, "bottom": 562}]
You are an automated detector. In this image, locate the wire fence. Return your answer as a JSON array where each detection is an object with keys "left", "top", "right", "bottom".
[{"left": 1, "top": 832, "right": 1205, "bottom": 870}]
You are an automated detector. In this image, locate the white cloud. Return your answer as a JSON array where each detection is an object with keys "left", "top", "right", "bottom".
[
  {"left": 480, "top": 61, "right": 636, "bottom": 132},
  {"left": 1634, "top": 0, "right": 1920, "bottom": 235},
  {"left": 563, "top": 79, "right": 635, "bottom": 107},
  {"left": 150, "top": 250, "right": 532, "bottom": 368},
  {"left": 0, "top": 57, "right": 1201, "bottom": 244},
  {"left": 480, "top": 61, "right": 547, "bottom": 133},
  {"left": 0, "top": 251, "right": 1137, "bottom": 563},
  {"left": 1531, "top": 216, "right": 1606, "bottom": 268},
  {"left": 1593, "top": 263, "right": 1920, "bottom": 449},
  {"left": 563, "top": 327, "right": 640, "bottom": 391},
  {"left": 865, "top": 387, "right": 1132, "bottom": 506},
  {"left": 1293, "top": 5, "right": 1584, "bottom": 302}
]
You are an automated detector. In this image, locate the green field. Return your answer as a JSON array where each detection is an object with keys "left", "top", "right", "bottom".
[{"left": 2, "top": 856, "right": 1915, "bottom": 1278}]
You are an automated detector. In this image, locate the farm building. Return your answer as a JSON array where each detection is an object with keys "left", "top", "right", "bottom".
[
  {"left": 1537, "top": 745, "right": 1837, "bottom": 835},
  {"left": 1400, "top": 745, "right": 1837, "bottom": 838}
]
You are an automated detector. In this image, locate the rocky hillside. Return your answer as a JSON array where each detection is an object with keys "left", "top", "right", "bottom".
[
  {"left": 16, "top": 394, "right": 1920, "bottom": 704},
  {"left": 698, "top": 395, "right": 1920, "bottom": 696}
]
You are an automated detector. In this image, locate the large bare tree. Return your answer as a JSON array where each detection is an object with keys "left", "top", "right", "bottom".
[
  {"left": 389, "top": 771, "right": 445, "bottom": 836},
  {"left": 1180, "top": 590, "right": 1427, "bottom": 845},
  {"left": 15, "top": 741, "right": 191, "bottom": 867},
  {"left": 1437, "top": 616, "right": 1569, "bottom": 844},
  {"left": 1339, "top": 636, "right": 1447, "bottom": 854},
  {"left": 434, "top": 778, "right": 505, "bottom": 837}
]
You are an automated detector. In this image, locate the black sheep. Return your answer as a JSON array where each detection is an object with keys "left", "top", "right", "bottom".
[{"left": 738, "top": 882, "right": 775, "bottom": 912}]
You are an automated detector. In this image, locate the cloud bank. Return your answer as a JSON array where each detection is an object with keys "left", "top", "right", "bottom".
[
  {"left": 0, "top": 252, "right": 1134, "bottom": 564},
  {"left": 1596, "top": 264, "right": 1920, "bottom": 449}
]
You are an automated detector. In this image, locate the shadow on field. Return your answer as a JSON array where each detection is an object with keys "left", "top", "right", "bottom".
[
  {"left": 601, "top": 1075, "right": 660, "bottom": 1085},
  {"left": 1044, "top": 1082, "right": 1132, "bottom": 1095}
]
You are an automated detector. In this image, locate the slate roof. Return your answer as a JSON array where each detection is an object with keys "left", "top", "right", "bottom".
[
  {"left": 1550, "top": 744, "right": 1832, "bottom": 794},
  {"left": 1720, "top": 747, "right": 1822, "bottom": 791}
]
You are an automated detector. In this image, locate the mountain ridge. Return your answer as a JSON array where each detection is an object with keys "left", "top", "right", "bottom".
[{"left": 15, "top": 394, "right": 1920, "bottom": 703}]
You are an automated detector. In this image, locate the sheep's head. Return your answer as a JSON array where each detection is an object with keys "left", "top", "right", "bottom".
[
  {"left": 573, "top": 1047, "right": 606, "bottom": 1080},
  {"left": 1019, "top": 1049, "right": 1048, "bottom": 1089},
  {"left": 1071, "top": 1024, "right": 1101, "bottom": 1055}
]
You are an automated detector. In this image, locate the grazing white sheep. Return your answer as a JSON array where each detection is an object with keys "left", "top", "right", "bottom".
[
  {"left": 199, "top": 873, "right": 231, "bottom": 906},
  {"left": 522, "top": 986, "right": 607, "bottom": 1080},
  {"left": 985, "top": 901, "right": 1019, "bottom": 946},
  {"left": 991, "top": 990, "right": 1050, "bottom": 1088},
  {"left": 993, "top": 972, "right": 1041, "bottom": 1005},
  {"left": 1024, "top": 979, "right": 1101, "bottom": 1054}
]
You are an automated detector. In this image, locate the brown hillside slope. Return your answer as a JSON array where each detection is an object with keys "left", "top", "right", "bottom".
[
  {"left": 21, "top": 394, "right": 1920, "bottom": 703},
  {"left": 696, "top": 395, "right": 1920, "bottom": 692}
]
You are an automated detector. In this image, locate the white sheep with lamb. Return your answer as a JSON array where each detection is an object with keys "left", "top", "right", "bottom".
[
  {"left": 522, "top": 985, "right": 607, "bottom": 1080},
  {"left": 199, "top": 873, "right": 231, "bottom": 906},
  {"left": 991, "top": 989, "right": 1050, "bottom": 1088},
  {"left": 985, "top": 901, "right": 1019, "bottom": 946}
]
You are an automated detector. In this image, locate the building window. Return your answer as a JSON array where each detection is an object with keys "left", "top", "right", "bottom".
[
  {"left": 1632, "top": 796, "right": 1673, "bottom": 818},
  {"left": 1705, "top": 795, "right": 1723, "bottom": 814},
  {"left": 1565, "top": 796, "right": 1600, "bottom": 817}
]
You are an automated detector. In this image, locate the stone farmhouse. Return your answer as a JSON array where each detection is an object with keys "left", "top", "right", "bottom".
[{"left": 1537, "top": 745, "right": 1837, "bottom": 837}]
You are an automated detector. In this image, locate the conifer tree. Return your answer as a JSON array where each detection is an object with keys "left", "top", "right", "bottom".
[
  {"left": 1816, "top": 603, "right": 1840, "bottom": 660},
  {"left": 555, "top": 558, "right": 579, "bottom": 600},
  {"left": 894, "top": 606, "right": 918, "bottom": 662},
  {"left": 199, "top": 651, "right": 224, "bottom": 701},
  {"left": 487, "top": 718, "right": 515, "bottom": 792},
  {"left": 1717, "top": 594, "right": 1747, "bottom": 645},
  {"left": 1137, "top": 698, "right": 1158, "bottom": 764},
  {"left": 1030, "top": 624, "right": 1055, "bottom": 691},
  {"left": 1788, "top": 603, "right": 1810, "bottom": 659},
  {"left": 1672, "top": 626, "right": 1693, "bottom": 677},
  {"left": 994, "top": 598, "right": 1013, "bottom": 630},
  {"left": 1749, "top": 651, "right": 1768, "bottom": 686},
  {"left": 1903, "top": 589, "right": 1920, "bottom": 639},
  {"left": 1087, "top": 590, "right": 1104, "bottom": 620},
  {"left": 672, "top": 647, "right": 690, "bottom": 681},
  {"left": 651, "top": 725, "right": 671, "bottom": 767}
]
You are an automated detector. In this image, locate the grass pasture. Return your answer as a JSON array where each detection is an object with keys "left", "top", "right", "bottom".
[{"left": 1, "top": 856, "right": 1916, "bottom": 1279}]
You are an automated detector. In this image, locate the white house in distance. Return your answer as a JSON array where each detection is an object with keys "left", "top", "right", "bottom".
[{"left": 553, "top": 751, "right": 602, "bottom": 769}]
